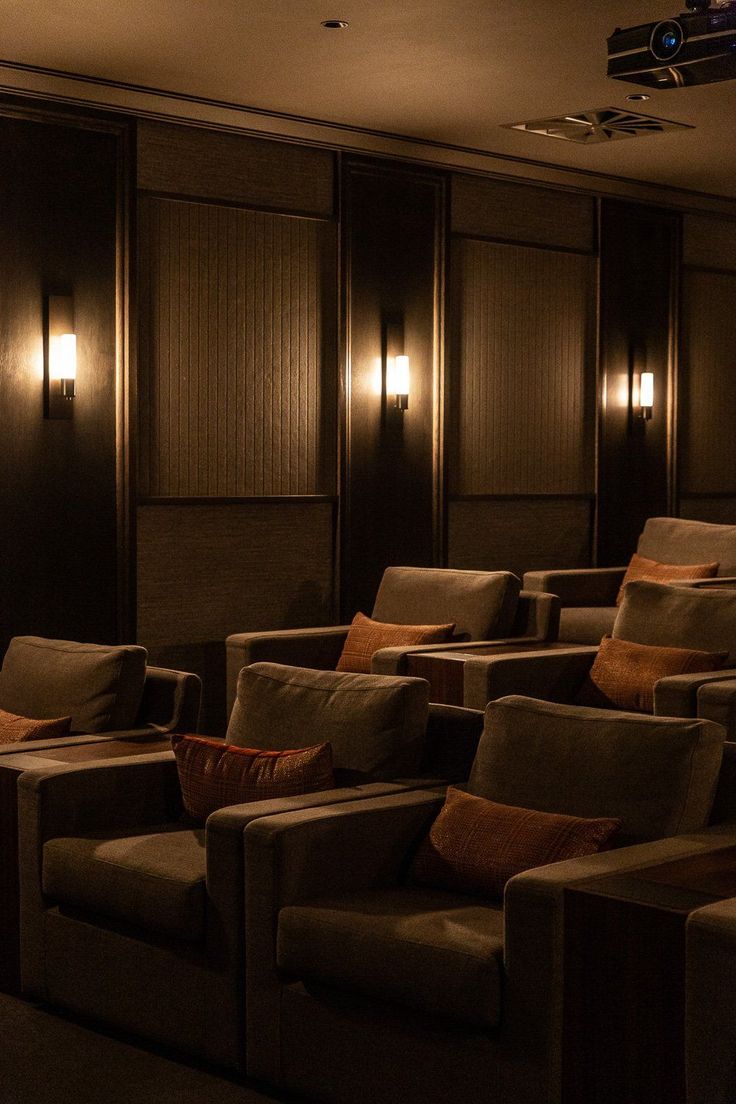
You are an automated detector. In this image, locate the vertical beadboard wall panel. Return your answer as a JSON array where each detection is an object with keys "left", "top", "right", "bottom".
[
  {"left": 449, "top": 239, "right": 596, "bottom": 496},
  {"left": 138, "top": 195, "right": 336, "bottom": 497},
  {"left": 680, "top": 268, "right": 736, "bottom": 496}
]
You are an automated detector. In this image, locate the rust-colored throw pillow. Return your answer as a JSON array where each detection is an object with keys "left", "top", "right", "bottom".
[
  {"left": 616, "top": 552, "right": 719, "bottom": 606},
  {"left": 336, "top": 611, "right": 455, "bottom": 674},
  {"left": 171, "top": 733, "right": 335, "bottom": 823},
  {"left": 575, "top": 635, "right": 726, "bottom": 714},
  {"left": 0, "top": 708, "right": 71, "bottom": 745},
  {"left": 411, "top": 786, "right": 620, "bottom": 900}
]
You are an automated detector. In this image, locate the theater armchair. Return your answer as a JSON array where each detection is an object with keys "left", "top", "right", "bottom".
[
  {"left": 686, "top": 897, "right": 736, "bottom": 1104},
  {"left": 0, "top": 636, "right": 201, "bottom": 754},
  {"left": 524, "top": 516, "right": 736, "bottom": 644},
  {"left": 461, "top": 581, "right": 736, "bottom": 733},
  {"left": 18, "top": 664, "right": 483, "bottom": 1070},
  {"left": 226, "top": 566, "right": 559, "bottom": 712},
  {"left": 244, "top": 695, "right": 729, "bottom": 1104}
]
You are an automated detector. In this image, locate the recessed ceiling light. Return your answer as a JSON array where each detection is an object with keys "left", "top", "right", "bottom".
[
  {"left": 627, "top": 92, "right": 651, "bottom": 101},
  {"left": 321, "top": 19, "right": 349, "bottom": 29}
]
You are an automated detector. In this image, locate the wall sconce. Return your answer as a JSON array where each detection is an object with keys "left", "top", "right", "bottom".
[
  {"left": 387, "top": 354, "right": 410, "bottom": 411},
  {"left": 45, "top": 294, "right": 76, "bottom": 419},
  {"left": 383, "top": 319, "right": 410, "bottom": 413},
  {"left": 639, "top": 371, "right": 654, "bottom": 420}
]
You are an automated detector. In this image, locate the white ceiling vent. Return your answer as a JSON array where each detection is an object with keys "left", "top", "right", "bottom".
[{"left": 504, "top": 108, "right": 692, "bottom": 144}]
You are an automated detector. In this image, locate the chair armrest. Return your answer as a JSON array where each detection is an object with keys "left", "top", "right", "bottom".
[
  {"left": 503, "top": 824, "right": 736, "bottom": 1095},
  {"left": 225, "top": 627, "right": 350, "bottom": 713},
  {"left": 696, "top": 677, "right": 736, "bottom": 742},
  {"left": 686, "top": 898, "right": 736, "bottom": 1104},
  {"left": 17, "top": 752, "right": 181, "bottom": 841},
  {"left": 522, "top": 567, "right": 626, "bottom": 607},
  {"left": 654, "top": 668, "right": 736, "bottom": 719},
  {"left": 137, "top": 666, "right": 202, "bottom": 733},
  {"left": 510, "top": 590, "right": 561, "bottom": 642},
  {"left": 462, "top": 648, "right": 598, "bottom": 711},
  {"left": 244, "top": 788, "right": 445, "bottom": 1079}
]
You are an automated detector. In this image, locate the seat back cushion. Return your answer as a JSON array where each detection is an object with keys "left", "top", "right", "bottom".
[
  {"left": 0, "top": 636, "right": 148, "bottom": 734},
  {"left": 468, "top": 695, "right": 725, "bottom": 842},
  {"left": 614, "top": 580, "right": 736, "bottom": 662},
  {"left": 637, "top": 517, "right": 736, "bottom": 577},
  {"left": 371, "top": 567, "right": 521, "bottom": 641},
  {"left": 227, "top": 662, "right": 430, "bottom": 780}
]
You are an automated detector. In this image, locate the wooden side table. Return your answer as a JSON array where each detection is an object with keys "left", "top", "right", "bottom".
[
  {"left": 0, "top": 735, "right": 172, "bottom": 994},
  {"left": 562, "top": 846, "right": 736, "bottom": 1104},
  {"left": 407, "top": 641, "right": 577, "bottom": 705}
]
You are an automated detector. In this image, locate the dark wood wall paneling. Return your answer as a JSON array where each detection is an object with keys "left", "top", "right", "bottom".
[
  {"left": 0, "top": 111, "right": 122, "bottom": 651},
  {"left": 136, "top": 121, "right": 338, "bottom": 731},
  {"left": 678, "top": 214, "right": 736, "bottom": 525},
  {"left": 341, "top": 160, "right": 445, "bottom": 617},
  {"left": 447, "top": 173, "right": 597, "bottom": 576},
  {"left": 597, "top": 201, "right": 679, "bottom": 565}
]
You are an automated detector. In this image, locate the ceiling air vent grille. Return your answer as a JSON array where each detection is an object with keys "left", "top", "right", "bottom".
[{"left": 504, "top": 108, "right": 692, "bottom": 144}]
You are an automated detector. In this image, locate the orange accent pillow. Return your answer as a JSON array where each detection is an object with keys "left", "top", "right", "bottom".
[
  {"left": 616, "top": 553, "right": 719, "bottom": 605},
  {"left": 171, "top": 733, "right": 335, "bottom": 823},
  {"left": 336, "top": 611, "right": 456, "bottom": 674},
  {"left": 575, "top": 635, "right": 726, "bottom": 714},
  {"left": 0, "top": 708, "right": 71, "bottom": 745},
  {"left": 410, "top": 786, "right": 620, "bottom": 900}
]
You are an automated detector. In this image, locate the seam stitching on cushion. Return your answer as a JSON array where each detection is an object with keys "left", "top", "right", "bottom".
[{"left": 675, "top": 737, "right": 700, "bottom": 833}]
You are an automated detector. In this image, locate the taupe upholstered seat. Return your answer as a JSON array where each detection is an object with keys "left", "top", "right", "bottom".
[
  {"left": 278, "top": 886, "right": 505, "bottom": 1029},
  {"left": 43, "top": 826, "right": 207, "bottom": 942},
  {"left": 225, "top": 565, "right": 560, "bottom": 712},
  {"left": 524, "top": 517, "right": 736, "bottom": 645},
  {"left": 18, "top": 664, "right": 484, "bottom": 1070},
  {"left": 0, "top": 635, "right": 202, "bottom": 754},
  {"left": 459, "top": 581, "right": 736, "bottom": 728},
  {"left": 243, "top": 694, "right": 731, "bottom": 1104}
]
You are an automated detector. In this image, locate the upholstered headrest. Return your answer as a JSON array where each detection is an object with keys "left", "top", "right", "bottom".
[
  {"left": 637, "top": 517, "right": 736, "bottom": 577},
  {"left": 227, "top": 662, "right": 430, "bottom": 780},
  {"left": 371, "top": 566, "right": 521, "bottom": 641},
  {"left": 0, "top": 636, "right": 148, "bottom": 734},
  {"left": 468, "top": 694, "right": 725, "bottom": 842},
  {"left": 614, "top": 580, "right": 736, "bottom": 662}
]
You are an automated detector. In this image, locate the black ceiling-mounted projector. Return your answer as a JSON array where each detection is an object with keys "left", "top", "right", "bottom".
[{"left": 608, "top": 0, "right": 736, "bottom": 87}]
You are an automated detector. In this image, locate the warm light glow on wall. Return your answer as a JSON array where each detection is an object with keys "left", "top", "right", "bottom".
[{"left": 387, "top": 354, "right": 410, "bottom": 410}]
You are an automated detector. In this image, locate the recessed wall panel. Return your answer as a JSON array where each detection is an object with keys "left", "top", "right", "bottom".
[
  {"left": 449, "top": 239, "right": 596, "bottom": 496},
  {"left": 138, "top": 196, "right": 336, "bottom": 497}
]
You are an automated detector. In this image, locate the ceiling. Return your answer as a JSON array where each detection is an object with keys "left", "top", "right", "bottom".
[{"left": 3, "top": 0, "right": 736, "bottom": 199}]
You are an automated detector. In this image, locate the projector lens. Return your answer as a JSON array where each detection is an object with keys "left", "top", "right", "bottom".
[{"left": 650, "top": 20, "right": 684, "bottom": 61}]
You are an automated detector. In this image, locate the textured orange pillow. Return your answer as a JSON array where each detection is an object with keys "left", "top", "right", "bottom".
[
  {"left": 0, "top": 708, "right": 71, "bottom": 745},
  {"left": 575, "top": 635, "right": 726, "bottom": 714},
  {"left": 336, "top": 611, "right": 455, "bottom": 674},
  {"left": 171, "top": 733, "right": 335, "bottom": 823},
  {"left": 411, "top": 786, "right": 620, "bottom": 900},
  {"left": 616, "top": 552, "right": 719, "bottom": 605}
]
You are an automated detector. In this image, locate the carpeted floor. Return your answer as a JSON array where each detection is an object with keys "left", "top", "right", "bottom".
[{"left": 0, "top": 994, "right": 293, "bottom": 1104}]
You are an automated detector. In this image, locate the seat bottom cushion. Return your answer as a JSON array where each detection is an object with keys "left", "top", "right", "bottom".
[
  {"left": 559, "top": 606, "right": 617, "bottom": 645},
  {"left": 43, "top": 825, "right": 207, "bottom": 942},
  {"left": 277, "top": 885, "right": 504, "bottom": 1028}
]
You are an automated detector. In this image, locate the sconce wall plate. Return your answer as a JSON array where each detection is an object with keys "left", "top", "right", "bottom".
[{"left": 45, "top": 294, "right": 76, "bottom": 420}]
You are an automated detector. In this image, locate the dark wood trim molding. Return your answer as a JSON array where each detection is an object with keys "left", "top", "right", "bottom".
[{"left": 138, "top": 495, "right": 337, "bottom": 505}]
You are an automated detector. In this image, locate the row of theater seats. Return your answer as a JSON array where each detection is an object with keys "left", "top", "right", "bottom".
[{"left": 3, "top": 515, "right": 736, "bottom": 1103}]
